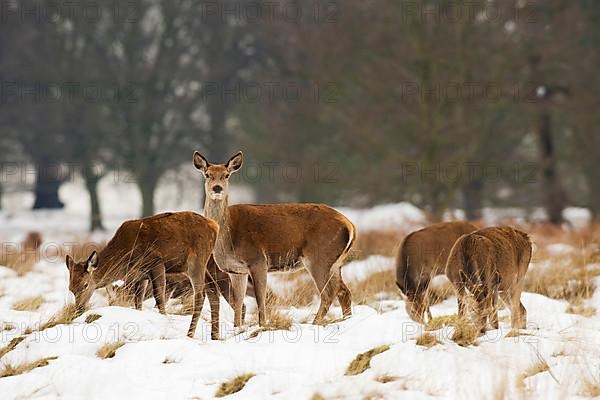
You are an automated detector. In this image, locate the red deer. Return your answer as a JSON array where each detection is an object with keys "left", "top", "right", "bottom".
[
  {"left": 193, "top": 151, "right": 356, "bottom": 326},
  {"left": 396, "top": 221, "right": 478, "bottom": 323},
  {"left": 445, "top": 226, "right": 532, "bottom": 333},
  {"left": 66, "top": 212, "right": 218, "bottom": 338},
  {"left": 105, "top": 260, "right": 239, "bottom": 339}
]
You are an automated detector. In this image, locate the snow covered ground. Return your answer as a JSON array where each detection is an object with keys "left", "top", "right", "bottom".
[{"left": 1, "top": 180, "right": 599, "bottom": 399}]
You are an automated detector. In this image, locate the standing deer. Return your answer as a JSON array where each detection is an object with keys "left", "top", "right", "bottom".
[
  {"left": 445, "top": 226, "right": 532, "bottom": 333},
  {"left": 66, "top": 211, "right": 218, "bottom": 338},
  {"left": 396, "top": 221, "right": 478, "bottom": 323},
  {"left": 193, "top": 151, "right": 356, "bottom": 326}
]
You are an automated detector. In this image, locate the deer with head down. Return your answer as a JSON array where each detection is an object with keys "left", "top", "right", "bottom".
[
  {"left": 193, "top": 151, "right": 356, "bottom": 326},
  {"left": 445, "top": 226, "right": 532, "bottom": 333},
  {"left": 66, "top": 211, "right": 218, "bottom": 338},
  {"left": 396, "top": 221, "right": 478, "bottom": 323}
]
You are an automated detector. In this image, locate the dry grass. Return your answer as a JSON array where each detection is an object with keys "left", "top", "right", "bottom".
[
  {"left": 0, "top": 232, "right": 42, "bottom": 275},
  {"left": 0, "top": 336, "right": 26, "bottom": 358},
  {"left": 351, "top": 230, "right": 404, "bottom": 260},
  {"left": 349, "top": 270, "right": 399, "bottom": 304},
  {"left": 566, "top": 302, "right": 596, "bottom": 318},
  {"left": 249, "top": 311, "right": 294, "bottom": 338},
  {"left": 269, "top": 270, "right": 316, "bottom": 308},
  {"left": 416, "top": 333, "right": 441, "bottom": 348},
  {"left": 581, "top": 377, "right": 600, "bottom": 397},
  {"left": 524, "top": 224, "right": 600, "bottom": 303},
  {"left": 25, "top": 304, "right": 82, "bottom": 334},
  {"left": 12, "top": 296, "right": 45, "bottom": 311},
  {"left": 375, "top": 375, "right": 400, "bottom": 384},
  {"left": 450, "top": 319, "right": 480, "bottom": 347},
  {"left": 427, "top": 279, "right": 456, "bottom": 305},
  {"left": 215, "top": 373, "right": 255, "bottom": 397},
  {"left": 345, "top": 345, "right": 390, "bottom": 376},
  {"left": 425, "top": 314, "right": 459, "bottom": 331},
  {"left": 0, "top": 356, "right": 58, "bottom": 378},
  {"left": 1, "top": 322, "right": 17, "bottom": 331},
  {"left": 517, "top": 359, "right": 550, "bottom": 389},
  {"left": 85, "top": 313, "right": 102, "bottom": 323},
  {"left": 96, "top": 341, "right": 125, "bottom": 359}
]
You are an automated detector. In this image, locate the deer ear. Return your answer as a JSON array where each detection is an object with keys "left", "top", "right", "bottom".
[
  {"left": 226, "top": 151, "right": 243, "bottom": 173},
  {"left": 193, "top": 151, "right": 210, "bottom": 173},
  {"left": 86, "top": 251, "right": 98, "bottom": 273},
  {"left": 66, "top": 255, "right": 73, "bottom": 270}
]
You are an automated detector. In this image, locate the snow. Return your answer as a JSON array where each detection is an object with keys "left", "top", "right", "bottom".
[
  {"left": 338, "top": 203, "right": 427, "bottom": 232},
  {"left": 1, "top": 181, "right": 599, "bottom": 399}
]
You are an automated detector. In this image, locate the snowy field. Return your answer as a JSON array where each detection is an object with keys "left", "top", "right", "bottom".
[{"left": 1, "top": 180, "right": 600, "bottom": 399}]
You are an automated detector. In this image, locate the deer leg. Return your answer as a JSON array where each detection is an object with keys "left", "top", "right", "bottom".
[
  {"left": 336, "top": 271, "right": 352, "bottom": 319},
  {"left": 311, "top": 265, "right": 340, "bottom": 325},
  {"left": 510, "top": 285, "right": 527, "bottom": 330},
  {"left": 134, "top": 280, "right": 148, "bottom": 310},
  {"left": 249, "top": 263, "right": 268, "bottom": 326},
  {"left": 205, "top": 270, "right": 221, "bottom": 340},
  {"left": 472, "top": 284, "right": 489, "bottom": 334},
  {"left": 489, "top": 285, "right": 499, "bottom": 330},
  {"left": 187, "top": 255, "right": 207, "bottom": 338},
  {"left": 149, "top": 265, "right": 167, "bottom": 314},
  {"left": 229, "top": 273, "right": 248, "bottom": 327}
]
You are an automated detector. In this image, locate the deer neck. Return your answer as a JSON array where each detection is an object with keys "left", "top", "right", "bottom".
[{"left": 204, "top": 194, "right": 234, "bottom": 265}]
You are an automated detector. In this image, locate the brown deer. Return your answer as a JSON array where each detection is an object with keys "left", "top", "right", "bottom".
[
  {"left": 193, "top": 151, "right": 356, "bottom": 326},
  {"left": 396, "top": 221, "right": 478, "bottom": 323},
  {"left": 445, "top": 226, "right": 532, "bottom": 333},
  {"left": 66, "top": 211, "right": 218, "bottom": 338},
  {"left": 107, "top": 259, "right": 244, "bottom": 334}
]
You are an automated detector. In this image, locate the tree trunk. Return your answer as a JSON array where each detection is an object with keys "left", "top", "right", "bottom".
[
  {"left": 463, "top": 179, "right": 483, "bottom": 220},
  {"left": 537, "top": 112, "right": 566, "bottom": 224},
  {"left": 32, "top": 171, "right": 64, "bottom": 209},
  {"left": 84, "top": 173, "right": 104, "bottom": 231},
  {"left": 139, "top": 177, "right": 157, "bottom": 217}
]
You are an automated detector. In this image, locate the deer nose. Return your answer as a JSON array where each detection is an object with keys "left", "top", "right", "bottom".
[{"left": 213, "top": 185, "right": 223, "bottom": 193}]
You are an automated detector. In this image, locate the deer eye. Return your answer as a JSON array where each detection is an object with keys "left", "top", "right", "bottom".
[{"left": 225, "top": 174, "right": 230, "bottom": 179}]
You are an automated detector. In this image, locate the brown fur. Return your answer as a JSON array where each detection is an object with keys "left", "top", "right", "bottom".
[
  {"left": 445, "top": 226, "right": 532, "bottom": 332},
  {"left": 396, "top": 221, "right": 478, "bottom": 323},
  {"left": 193, "top": 151, "right": 356, "bottom": 326},
  {"left": 110, "top": 258, "right": 244, "bottom": 328},
  {"left": 66, "top": 212, "right": 218, "bottom": 338}
]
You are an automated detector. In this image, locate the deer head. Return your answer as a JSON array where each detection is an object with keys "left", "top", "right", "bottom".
[
  {"left": 66, "top": 251, "right": 98, "bottom": 311},
  {"left": 193, "top": 151, "right": 243, "bottom": 201}
]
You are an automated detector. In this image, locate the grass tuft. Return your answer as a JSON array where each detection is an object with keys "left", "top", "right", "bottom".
[
  {"left": 345, "top": 345, "right": 390, "bottom": 376},
  {"left": 517, "top": 359, "right": 550, "bottom": 389},
  {"left": 451, "top": 323, "right": 480, "bottom": 347},
  {"left": 0, "top": 336, "right": 26, "bottom": 358},
  {"left": 24, "top": 304, "right": 83, "bottom": 334},
  {"left": 425, "top": 314, "right": 459, "bottom": 331},
  {"left": 215, "top": 373, "right": 255, "bottom": 397},
  {"left": 416, "top": 333, "right": 441, "bottom": 348},
  {"left": 85, "top": 313, "right": 102, "bottom": 324},
  {"left": 12, "top": 296, "right": 45, "bottom": 311},
  {"left": 96, "top": 341, "right": 125, "bottom": 359},
  {"left": 375, "top": 375, "right": 400, "bottom": 383},
  {"left": 0, "top": 356, "right": 58, "bottom": 378},
  {"left": 248, "top": 311, "right": 294, "bottom": 338},
  {"left": 565, "top": 303, "right": 596, "bottom": 318}
]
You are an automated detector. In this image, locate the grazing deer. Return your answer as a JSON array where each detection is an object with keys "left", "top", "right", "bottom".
[
  {"left": 193, "top": 151, "right": 356, "bottom": 326},
  {"left": 445, "top": 226, "right": 532, "bottom": 333},
  {"left": 396, "top": 221, "right": 478, "bottom": 323},
  {"left": 66, "top": 211, "right": 218, "bottom": 338},
  {"left": 107, "top": 258, "right": 243, "bottom": 335}
]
